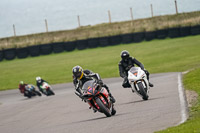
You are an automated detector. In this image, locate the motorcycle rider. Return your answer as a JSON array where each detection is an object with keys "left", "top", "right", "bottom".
[
  {"left": 36, "top": 76, "right": 47, "bottom": 94},
  {"left": 72, "top": 65, "right": 116, "bottom": 106},
  {"left": 18, "top": 81, "right": 28, "bottom": 94},
  {"left": 118, "top": 50, "right": 154, "bottom": 88}
]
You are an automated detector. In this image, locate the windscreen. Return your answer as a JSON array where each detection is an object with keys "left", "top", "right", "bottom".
[
  {"left": 82, "top": 80, "right": 95, "bottom": 92},
  {"left": 129, "top": 67, "right": 138, "bottom": 74}
]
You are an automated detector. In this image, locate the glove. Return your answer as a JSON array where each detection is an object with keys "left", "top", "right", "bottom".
[{"left": 97, "top": 80, "right": 103, "bottom": 86}]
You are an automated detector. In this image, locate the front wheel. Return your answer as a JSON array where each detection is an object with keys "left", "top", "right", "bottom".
[
  {"left": 47, "top": 89, "right": 55, "bottom": 96},
  {"left": 95, "top": 98, "right": 111, "bottom": 117},
  {"left": 24, "top": 91, "right": 31, "bottom": 98},
  {"left": 137, "top": 82, "right": 149, "bottom": 100},
  {"left": 111, "top": 105, "right": 116, "bottom": 115},
  {"left": 35, "top": 91, "right": 42, "bottom": 96}
]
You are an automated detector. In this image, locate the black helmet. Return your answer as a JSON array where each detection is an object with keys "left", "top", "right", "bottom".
[
  {"left": 72, "top": 65, "right": 84, "bottom": 79},
  {"left": 121, "top": 50, "right": 130, "bottom": 61}
]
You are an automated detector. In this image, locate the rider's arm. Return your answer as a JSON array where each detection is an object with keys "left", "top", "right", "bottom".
[
  {"left": 36, "top": 83, "right": 43, "bottom": 91},
  {"left": 132, "top": 58, "right": 144, "bottom": 70},
  {"left": 84, "top": 70, "right": 103, "bottom": 86},
  {"left": 72, "top": 75, "right": 78, "bottom": 86},
  {"left": 118, "top": 61, "right": 126, "bottom": 78},
  {"left": 41, "top": 79, "right": 47, "bottom": 83},
  {"left": 18, "top": 85, "right": 23, "bottom": 93},
  {"left": 72, "top": 75, "right": 82, "bottom": 95},
  {"left": 84, "top": 70, "right": 101, "bottom": 81}
]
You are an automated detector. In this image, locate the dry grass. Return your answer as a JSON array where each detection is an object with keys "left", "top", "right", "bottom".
[{"left": 0, "top": 11, "right": 200, "bottom": 50}]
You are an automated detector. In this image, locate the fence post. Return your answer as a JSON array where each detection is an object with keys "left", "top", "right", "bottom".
[
  {"left": 175, "top": 0, "right": 178, "bottom": 14},
  {"left": 130, "top": 7, "right": 134, "bottom": 26},
  {"left": 6, "top": 38, "right": 9, "bottom": 47},
  {"left": 45, "top": 19, "right": 48, "bottom": 32},
  {"left": 13, "top": 24, "right": 16, "bottom": 36},
  {"left": 130, "top": 7, "right": 134, "bottom": 21},
  {"left": 151, "top": 4, "right": 154, "bottom": 17},
  {"left": 77, "top": 15, "right": 81, "bottom": 27},
  {"left": 108, "top": 10, "right": 112, "bottom": 23}
]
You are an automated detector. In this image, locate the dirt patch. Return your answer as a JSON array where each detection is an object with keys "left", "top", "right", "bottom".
[{"left": 185, "top": 90, "right": 198, "bottom": 107}]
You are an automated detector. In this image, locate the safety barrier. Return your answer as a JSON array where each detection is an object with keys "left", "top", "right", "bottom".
[
  {"left": 0, "top": 25, "right": 200, "bottom": 61},
  {"left": 51, "top": 42, "right": 64, "bottom": 53},
  {"left": 0, "top": 50, "right": 3, "bottom": 61},
  {"left": 17, "top": 47, "right": 29, "bottom": 59},
  {"left": 4, "top": 48, "right": 16, "bottom": 60},
  {"left": 28, "top": 45, "right": 40, "bottom": 57}
]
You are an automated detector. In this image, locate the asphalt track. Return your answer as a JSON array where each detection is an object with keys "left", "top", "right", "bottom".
[{"left": 0, "top": 72, "right": 188, "bottom": 133}]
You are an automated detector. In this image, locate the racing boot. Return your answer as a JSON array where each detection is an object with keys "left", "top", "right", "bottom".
[
  {"left": 93, "top": 108, "right": 97, "bottom": 113},
  {"left": 149, "top": 82, "right": 154, "bottom": 87},
  {"left": 103, "top": 84, "right": 116, "bottom": 103},
  {"left": 89, "top": 106, "right": 97, "bottom": 113},
  {"left": 109, "top": 93, "right": 116, "bottom": 103}
]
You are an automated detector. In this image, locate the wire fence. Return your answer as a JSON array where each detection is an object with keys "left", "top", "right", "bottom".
[{"left": 11, "top": 0, "right": 180, "bottom": 37}]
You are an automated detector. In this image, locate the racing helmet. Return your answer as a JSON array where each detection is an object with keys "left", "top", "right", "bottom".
[
  {"left": 20, "top": 81, "right": 24, "bottom": 85},
  {"left": 121, "top": 50, "right": 130, "bottom": 61},
  {"left": 72, "top": 65, "right": 84, "bottom": 79},
  {"left": 36, "top": 76, "right": 42, "bottom": 83}
]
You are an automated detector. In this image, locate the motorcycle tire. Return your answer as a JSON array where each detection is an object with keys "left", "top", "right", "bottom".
[
  {"left": 47, "top": 89, "right": 55, "bottom": 96},
  {"left": 95, "top": 98, "right": 111, "bottom": 117},
  {"left": 111, "top": 105, "right": 116, "bottom": 116},
  {"left": 35, "top": 91, "right": 42, "bottom": 96},
  {"left": 25, "top": 92, "right": 31, "bottom": 98},
  {"left": 137, "top": 82, "right": 149, "bottom": 100}
]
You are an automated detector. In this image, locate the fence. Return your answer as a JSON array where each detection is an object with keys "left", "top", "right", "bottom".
[{"left": 11, "top": 1, "right": 180, "bottom": 37}]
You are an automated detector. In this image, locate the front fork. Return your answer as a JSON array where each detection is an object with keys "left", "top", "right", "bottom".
[
  {"left": 88, "top": 94, "right": 110, "bottom": 111},
  {"left": 131, "top": 80, "right": 148, "bottom": 92}
]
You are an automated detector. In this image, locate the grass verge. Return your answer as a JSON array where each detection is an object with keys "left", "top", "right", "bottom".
[
  {"left": 0, "top": 35, "right": 200, "bottom": 90},
  {"left": 156, "top": 68, "right": 200, "bottom": 132}
]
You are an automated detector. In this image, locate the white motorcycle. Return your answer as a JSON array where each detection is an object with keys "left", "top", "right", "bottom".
[
  {"left": 40, "top": 82, "right": 55, "bottom": 96},
  {"left": 128, "top": 67, "right": 149, "bottom": 100}
]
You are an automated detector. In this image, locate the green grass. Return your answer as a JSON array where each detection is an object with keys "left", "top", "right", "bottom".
[
  {"left": 0, "top": 35, "right": 200, "bottom": 90},
  {"left": 156, "top": 68, "right": 200, "bottom": 133}
]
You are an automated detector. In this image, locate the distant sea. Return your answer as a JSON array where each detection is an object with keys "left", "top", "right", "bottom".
[{"left": 0, "top": 0, "right": 199, "bottom": 38}]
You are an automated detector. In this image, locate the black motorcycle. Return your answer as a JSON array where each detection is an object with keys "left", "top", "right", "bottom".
[{"left": 24, "top": 84, "right": 42, "bottom": 98}]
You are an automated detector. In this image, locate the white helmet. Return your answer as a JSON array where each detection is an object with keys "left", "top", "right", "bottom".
[{"left": 36, "top": 76, "right": 42, "bottom": 83}]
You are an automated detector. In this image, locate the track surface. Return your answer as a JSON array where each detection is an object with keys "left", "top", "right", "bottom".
[{"left": 0, "top": 73, "right": 188, "bottom": 133}]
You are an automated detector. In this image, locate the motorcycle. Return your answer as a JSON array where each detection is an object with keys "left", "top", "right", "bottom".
[
  {"left": 75, "top": 80, "right": 116, "bottom": 117},
  {"left": 40, "top": 82, "right": 55, "bottom": 96},
  {"left": 24, "top": 84, "right": 42, "bottom": 98},
  {"left": 128, "top": 67, "right": 149, "bottom": 100}
]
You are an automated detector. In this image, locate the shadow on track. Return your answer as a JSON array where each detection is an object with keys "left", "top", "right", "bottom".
[
  {"left": 118, "top": 96, "right": 163, "bottom": 106},
  {"left": 70, "top": 112, "right": 133, "bottom": 125}
]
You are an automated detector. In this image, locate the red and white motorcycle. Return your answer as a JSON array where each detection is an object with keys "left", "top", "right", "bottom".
[
  {"left": 75, "top": 80, "right": 116, "bottom": 117},
  {"left": 128, "top": 67, "right": 149, "bottom": 100}
]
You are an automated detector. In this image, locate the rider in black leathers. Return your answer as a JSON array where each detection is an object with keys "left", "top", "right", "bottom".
[
  {"left": 36, "top": 76, "right": 47, "bottom": 94},
  {"left": 118, "top": 50, "right": 154, "bottom": 88},
  {"left": 72, "top": 65, "right": 115, "bottom": 104}
]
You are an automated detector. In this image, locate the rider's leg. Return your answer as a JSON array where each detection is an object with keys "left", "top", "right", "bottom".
[
  {"left": 102, "top": 84, "right": 116, "bottom": 103},
  {"left": 122, "top": 77, "right": 131, "bottom": 88},
  {"left": 144, "top": 70, "right": 154, "bottom": 87}
]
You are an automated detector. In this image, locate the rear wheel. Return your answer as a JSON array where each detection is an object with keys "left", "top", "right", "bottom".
[
  {"left": 96, "top": 98, "right": 111, "bottom": 117},
  {"left": 137, "top": 82, "right": 149, "bottom": 100}
]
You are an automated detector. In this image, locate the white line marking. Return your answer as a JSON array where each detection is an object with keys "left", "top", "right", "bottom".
[{"left": 177, "top": 73, "right": 188, "bottom": 124}]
